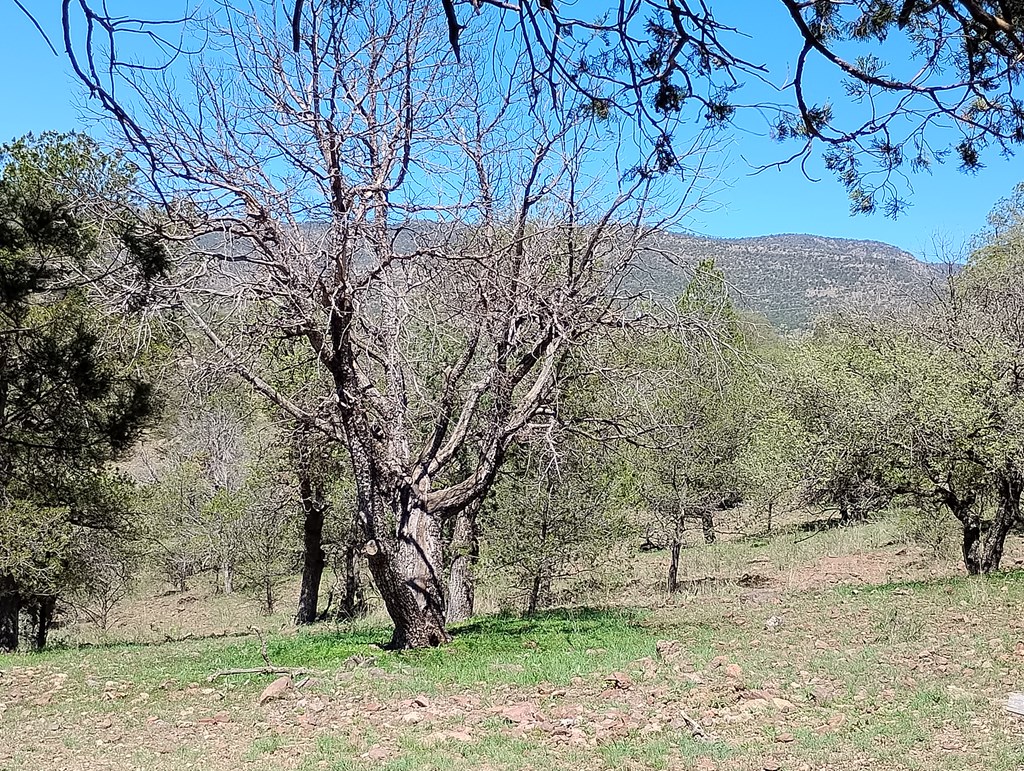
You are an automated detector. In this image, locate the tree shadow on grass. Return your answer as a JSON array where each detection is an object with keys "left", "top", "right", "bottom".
[
  {"left": 834, "top": 566, "right": 1024, "bottom": 596},
  {"left": 454, "top": 606, "right": 642, "bottom": 635},
  {"left": 447, "top": 607, "right": 647, "bottom": 650},
  {"left": 34, "top": 628, "right": 259, "bottom": 654}
]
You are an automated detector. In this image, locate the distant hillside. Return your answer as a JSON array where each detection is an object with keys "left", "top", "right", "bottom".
[
  {"left": 199, "top": 227, "right": 938, "bottom": 331},
  {"left": 640, "top": 232, "right": 941, "bottom": 330}
]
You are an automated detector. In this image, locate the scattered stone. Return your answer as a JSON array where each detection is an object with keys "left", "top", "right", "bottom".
[
  {"left": 764, "top": 615, "right": 784, "bottom": 632},
  {"left": 198, "top": 711, "right": 231, "bottom": 725},
  {"left": 499, "top": 703, "right": 538, "bottom": 724},
  {"left": 814, "top": 712, "right": 848, "bottom": 733},
  {"left": 258, "top": 675, "right": 292, "bottom": 706},
  {"left": 363, "top": 746, "right": 389, "bottom": 761},
  {"left": 343, "top": 654, "right": 377, "bottom": 670},
  {"left": 809, "top": 685, "right": 836, "bottom": 705},
  {"left": 743, "top": 698, "right": 771, "bottom": 712},
  {"left": 306, "top": 697, "right": 328, "bottom": 713},
  {"left": 773, "top": 697, "right": 796, "bottom": 712},
  {"left": 423, "top": 729, "right": 473, "bottom": 745},
  {"left": 656, "top": 640, "right": 682, "bottom": 660},
  {"left": 605, "top": 672, "right": 634, "bottom": 690},
  {"left": 724, "top": 664, "right": 743, "bottom": 681}
]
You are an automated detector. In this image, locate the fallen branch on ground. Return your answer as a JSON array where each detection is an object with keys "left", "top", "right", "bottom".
[
  {"left": 1007, "top": 692, "right": 1024, "bottom": 717},
  {"left": 206, "top": 627, "right": 314, "bottom": 681},
  {"left": 680, "top": 707, "right": 709, "bottom": 739},
  {"left": 206, "top": 666, "right": 312, "bottom": 682}
]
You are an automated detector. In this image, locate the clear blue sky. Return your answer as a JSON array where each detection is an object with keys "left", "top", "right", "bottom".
[{"left": 0, "top": 1, "right": 1017, "bottom": 259}]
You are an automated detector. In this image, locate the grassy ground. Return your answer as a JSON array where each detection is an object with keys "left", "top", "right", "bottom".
[{"left": 2, "top": 520, "right": 1024, "bottom": 770}]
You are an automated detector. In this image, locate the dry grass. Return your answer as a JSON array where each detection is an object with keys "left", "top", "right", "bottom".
[{"left": 3, "top": 515, "right": 1024, "bottom": 771}]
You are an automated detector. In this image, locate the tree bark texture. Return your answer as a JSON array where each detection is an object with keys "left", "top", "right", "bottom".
[
  {"left": 963, "top": 472, "right": 1022, "bottom": 574},
  {"left": 0, "top": 579, "right": 19, "bottom": 652},
  {"left": 295, "top": 471, "right": 328, "bottom": 625},
  {"left": 363, "top": 495, "right": 450, "bottom": 649},
  {"left": 527, "top": 571, "right": 552, "bottom": 615},
  {"left": 701, "top": 511, "right": 716, "bottom": 544},
  {"left": 336, "top": 538, "right": 367, "bottom": 620},
  {"left": 30, "top": 596, "right": 56, "bottom": 651},
  {"left": 446, "top": 502, "right": 480, "bottom": 624},
  {"left": 962, "top": 514, "right": 1013, "bottom": 575},
  {"left": 667, "top": 540, "right": 681, "bottom": 593},
  {"left": 219, "top": 560, "right": 234, "bottom": 595}
]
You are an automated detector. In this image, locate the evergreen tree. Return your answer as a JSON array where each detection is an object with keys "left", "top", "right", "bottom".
[{"left": 0, "top": 133, "right": 157, "bottom": 650}]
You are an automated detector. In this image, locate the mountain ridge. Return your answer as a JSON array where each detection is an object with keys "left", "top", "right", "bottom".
[{"left": 646, "top": 231, "right": 941, "bottom": 330}]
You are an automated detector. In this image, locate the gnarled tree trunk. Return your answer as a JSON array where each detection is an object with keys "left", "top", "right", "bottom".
[
  {"left": 336, "top": 538, "right": 367, "bottom": 620},
  {"left": 962, "top": 515, "right": 987, "bottom": 575},
  {"left": 363, "top": 495, "right": 450, "bottom": 649},
  {"left": 296, "top": 471, "right": 328, "bottom": 625},
  {"left": 29, "top": 595, "right": 57, "bottom": 651},
  {"left": 962, "top": 515, "right": 1013, "bottom": 575},
  {"left": 446, "top": 502, "right": 480, "bottom": 624},
  {"left": 965, "top": 471, "right": 1023, "bottom": 574},
  {"left": 700, "top": 511, "right": 716, "bottom": 544},
  {"left": 980, "top": 520, "right": 1012, "bottom": 572},
  {"left": 667, "top": 540, "right": 682, "bottom": 593},
  {"left": 956, "top": 471, "right": 1020, "bottom": 575},
  {"left": 0, "top": 578, "right": 20, "bottom": 652}
]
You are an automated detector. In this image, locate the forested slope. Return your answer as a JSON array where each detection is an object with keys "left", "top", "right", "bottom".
[{"left": 643, "top": 232, "right": 942, "bottom": 329}]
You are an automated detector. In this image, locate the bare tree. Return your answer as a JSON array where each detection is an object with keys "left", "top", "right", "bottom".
[
  {"left": 67, "top": 0, "right": 694, "bottom": 647},
  {"left": 69, "top": 531, "right": 137, "bottom": 632},
  {"left": 445, "top": 498, "right": 482, "bottom": 623},
  {"left": 291, "top": 422, "right": 362, "bottom": 625},
  {"left": 45, "top": 1, "right": 1024, "bottom": 219},
  {"left": 293, "top": 426, "right": 331, "bottom": 625}
]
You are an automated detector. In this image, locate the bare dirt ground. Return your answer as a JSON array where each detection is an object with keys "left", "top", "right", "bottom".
[{"left": 3, "top": 521, "right": 1024, "bottom": 771}]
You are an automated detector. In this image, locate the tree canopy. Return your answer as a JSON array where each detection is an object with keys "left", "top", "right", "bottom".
[
  {"left": 33, "top": 0, "right": 1024, "bottom": 217},
  {"left": 0, "top": 132, "right": 157, "bottom": 650}
]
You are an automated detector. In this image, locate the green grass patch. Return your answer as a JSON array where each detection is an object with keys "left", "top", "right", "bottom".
[
  {"left": 246, "top": 735, "right": 285, "bottom": 760},
  {"left": 0, "top": 607, "right": 661, "bottom": 695},
  {"left": 395, "top": 608, "right": 657, "bottom": 689},
  {"left": 834, "top": 566, "right": 1024, "bottom": 597}
]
